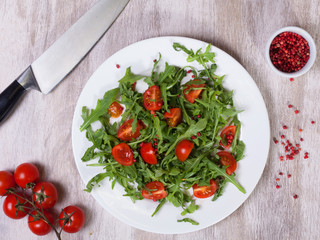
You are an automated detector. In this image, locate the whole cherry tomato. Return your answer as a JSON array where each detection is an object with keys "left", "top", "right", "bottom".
[
  {"left": 0, "top": 171, "right": 16, "bottom": 196},
  {"left": 217, "top": 151, "right": 237, "bottom": 175},
  {"left": 32, "top": 182, "right": 58, "bottom": 209},
  {"left": 142, "top": 181, "right": 167, "bottom": 200},
  {"left": 14, "top": 163, "right": 40, "bottom": 188},
  {"left": 3, "top": 193, "right": 29, "bottom": 219},
  {"left": 112, "top": 143, "right": 134, "bottom": 166},
  {"left": 164, "top": 108, "right": 182, "bottom": 127},
  {"left": 28, "top": 210, "right": 54, "bottom": 236},
  {"left": 143, "top": 85, "right": 163, "bottom": 111},
  {"left": 193, "top": 179, "right": 217, "bottom": 198},
  {"left": 58, "top": 205, "right": 85, "bottom": 233},
  {"left": 183, "top": 80, "right": 205, "bottom": 104},
  {"left": 140, "top": 143, "right": 157, "bottom": 165},
  {"left": 219, "top": 126, "right": 236, "bottom": 149},
  {"left": 108, "top": 101, "right": 124, "bottom": 118},
  {"left": 175, "top": 140, "right": 194, "bottom": 162},
  {"left": 117, "top": 119, "right": 144, "bottom": 141}
]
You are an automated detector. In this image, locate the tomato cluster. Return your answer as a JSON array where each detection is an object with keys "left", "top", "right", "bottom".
[
  {"left": 0, "top": 163, "right": 85, "bottom": 238},
  {"left": 110, "top": 82, "right": 238, "bottom": 200}
]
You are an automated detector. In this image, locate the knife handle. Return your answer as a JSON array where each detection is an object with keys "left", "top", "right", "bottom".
[
  {"left": 0, "top": 67, "right": 39, "bottom": 124},
  {"left": 0, "top": 80, "right": 26, "bottom": 124}
]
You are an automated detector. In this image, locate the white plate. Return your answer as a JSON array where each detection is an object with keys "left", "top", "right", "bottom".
[{"left": 72, "top": 36, "right": 270, "bottom": 234}]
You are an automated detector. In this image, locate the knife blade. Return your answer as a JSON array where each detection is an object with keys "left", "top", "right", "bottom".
[{"left": 0, "top": 0, "right": 129, "bottom": 124}]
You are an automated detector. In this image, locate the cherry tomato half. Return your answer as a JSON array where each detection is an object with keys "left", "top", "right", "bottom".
[
  {"left": 143, "top": 85, "right": 163, "bottom": 111},
  {"left": 183, "top": 80, "right": 205, "bottom": 104},
  {"left": 219, "top": 126, "right": 236, "bottom": 149},
  {"left": 28, "top": 210, "right": 54, "bottom": 236},
  {"left": 32, "top": 182, "right": 58, "bottom": 209},
  {"left": 3, "top": 193, "right": 29, "bottom": 219},
  {"left": 175, "top": 140, "right": 194, "bottom": 162},
  {"left": 117, "top": 119, "right": 144, "bottom": 141},
  {"left": 140, "top": 143, "right": 157, "bottom": 165},
  {"left": 142, "top": 181, "right": 167, "bottom": 200},
  {"left": 0, "top": 171, "right": 16, "bottom": 196},
  {"left": 164, "top": 108, "right": 182, "bottom": 127},
  {"left": 14, "top": 163, "right": 40, "bottom": 188},
  {"left": 112, "top": 143, "right": 134, "bottom": 166},
  {"left": 192, "top": 179, "right": 217, "bottom": 199},
  {"left": 58, "top": 205, "right": 85, "bottom": 233},
  {"left": 217, "top": 151, "right": 237, "bottom": 175},
  {"left": 108, "top": 101, "right": 124, "bottom": 118}
]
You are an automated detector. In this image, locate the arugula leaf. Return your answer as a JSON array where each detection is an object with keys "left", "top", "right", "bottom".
[
  {"left": 177, "top": 218, "right": 199, "bottom": 225},
  {"left": 204, "top": 158, "right": 246, "bottom": 193},
  {"left": 80, "top": 88, "right": 119, "bottom": 131},
  {"left": 181, "top": 200, "right": 199, "bottom": 216},
  {"left": 119, "top": 67, "right": 145, "bottom": 84},
  {"left": 166, "top": 118, "right": 207, "bottom": 155}
]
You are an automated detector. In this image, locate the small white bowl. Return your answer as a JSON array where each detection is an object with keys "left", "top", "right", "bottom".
[{"left": 265, "top": 26, "right": 317, "bottom": 78}]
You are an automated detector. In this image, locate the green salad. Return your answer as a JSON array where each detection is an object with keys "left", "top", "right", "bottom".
[{"left": 80, "top": 43, "right": 245, "bottom": 224}]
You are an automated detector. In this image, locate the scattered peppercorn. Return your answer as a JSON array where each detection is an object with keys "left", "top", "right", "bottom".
[
  {"left": 293, "top": 194, "right": 298, "bottom": 199},
  {"left": 311, "top": 120, "right": 315, "bottom": 124},
  {"left": 289, "top": 78, "right": 294, "bottom": 82},
  {"left": 276, "top": 185, "right": 281, "bottom": 189},
  {"left": 295, "top": 110, "right": 300, "bottom": 114},
  {"left": 288, "top": 104, "right": 293, "bottom": 108},
  {"left": 283, "top": 125, "right": 287, "bottom": 129}
]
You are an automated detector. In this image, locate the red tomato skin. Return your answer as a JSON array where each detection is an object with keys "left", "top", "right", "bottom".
[
  {"left": 32, "top": 182, "right": 58, "bottom": 209},
  {"left": 58, "top": 205, "right": 85, "bottom": 233},
  {"left": 108, "top": 101, "right": 124, "bottom": 118},
  {"left": 117, "top": 119, "right": 143, "bottom": 141},
  {"left": 219, "top": 126, "right": 236, "bottom": 149},
  {"left": 28, "top": 210, "right": 54, "bottom": 236},
  {"left": 140, "top": 143, "right": 157, "bottom": 165},
  {"left": 143, "top": 85, "right": 163, "bottom": 111},
  {"left": 0, "top": 171, "right": 16, "bottom": 196},
  {"left": 164, "top": 108, "right": 182, "bottom": 127},
  {"left": 112, "top": 143, "right": 134, "bottom": 166},
  {"left": 183, "top": 80, "right": 205, "bottom": 104},
  {"left": 217, "top": 151, "right": 237, "bottom": 175},
  {"left": 14, "top": 163, "right": 40, "bottom": 188},
  {"left": 175, "top": 140, "right": 194, "bottom": 162},
  {"left": 3, "top": 193, "right": 28, "bottom": 219},
  {"left": 192, "top": 179, "right": 217, "bottom": 199},
  {"left": 142, "top": 181, "right": 167, "bottom": 200}
]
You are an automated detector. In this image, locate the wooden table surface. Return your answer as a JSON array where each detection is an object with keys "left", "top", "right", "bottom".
[{"left": 1, "top": 0, "right": 319, "bottom": 239}]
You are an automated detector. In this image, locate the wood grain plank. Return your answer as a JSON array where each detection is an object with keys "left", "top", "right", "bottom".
[{"left": 0, "top": 0, "right": 319, "bottom": 239}]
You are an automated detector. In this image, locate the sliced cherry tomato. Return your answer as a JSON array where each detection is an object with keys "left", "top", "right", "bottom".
[
  {"left": 112, "top": 143, "right": 134, "bottom": 166},
  {"left": 32, "top": 182, "right": 58, "bottom": 209},
  {"left": 217, "top": 151, "right": 237, "bottom": 175},
  {"left": 140, "top": 143, "right": 157, "bottom": 165},
  {"left": 3, "top": 193, "right": 29, "bottom": 219},
  {"left": 28, "top": 210, "right": 54, "bottom": 236},
  {"left": 219, "top": 126, "right": 236, "bottom": 149},
  {"left": 143, "top": 85, "right": 163, "bottom": 111},
  {"left": 142, "top": 181, "right": 167, "bottom": 200},
  {"left": 59, "top": 205, "right": 85, "bottom": 233},
  {"left": 108, "top": 101, "right": 124, "bottom": 118},
  {"left": 14, "top": 163, "right": 40, "bottom": 188},
  {"left": 183, "top": 80, "right": 205, "bottom": 104},
  {"left": 175, "top": 140, "right": 194, "bottom": 162},
  {"left": 193, "top": 179, "right": 217, "bottom": 198},
  {"left": 0, "top": 171, "right": 16, "bottom": 196},
  {"left": 164, "top": 108, "right": 182, "bottom": 127},
  {"left": 117, "top": 119, "right": 144, "bottom": 141}
]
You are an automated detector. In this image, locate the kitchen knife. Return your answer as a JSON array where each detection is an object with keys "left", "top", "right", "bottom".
[{"left": 0, "top": 0, "right": 129, "bottom": 124}]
